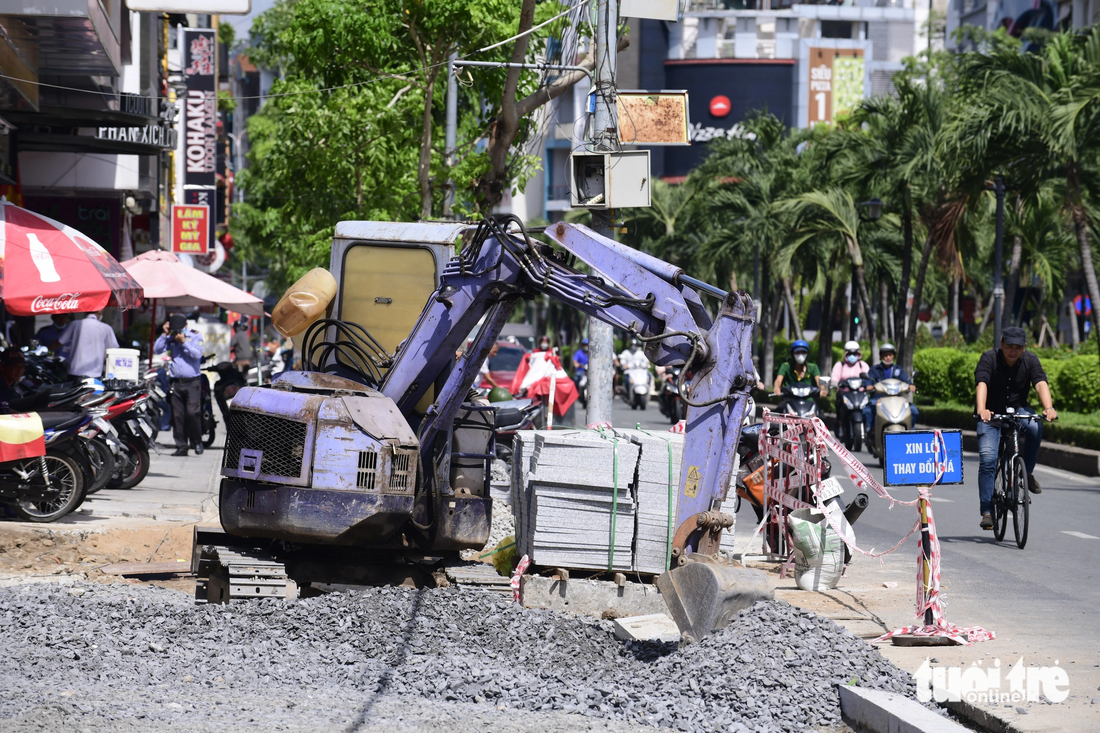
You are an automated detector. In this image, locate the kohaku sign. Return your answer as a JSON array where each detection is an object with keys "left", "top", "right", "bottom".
[
  {"left": 172, "top": 205, "right": 209, "bottom": 254},
  {"left": 882, "top": 430, "right": 964, "bottom": 486}
]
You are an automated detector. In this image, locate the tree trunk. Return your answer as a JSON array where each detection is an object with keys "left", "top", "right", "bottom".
[
  {"left": 902, "top": 233, "right": 935, "bottom": 375},
  {"left": 894, "top": 185, "right": 914, "bottom": 349},
  {"left": 472, "top": 9, "right": 629, "bottom": 213},
  {"left": 417, "top": 76, "right": 437, "bottom": 219},
  {"left": 880, "top": 280, "right": 891, "bottom": 343},
  {"left": 782, "top": 278, "right": 804, "bottom": 341},
  {"left": 761, "top": 284, "right": 778, "bottom": 386},
  {"left": 1068, "top": 298, "right": 1081, "bottom": 349},
  {"left": 949, "top": 276, "right": 959, "bottom": 330},
  {"left": 844, "top": 235, "right": 877, "bottom": 352},
  {"left": 841, "top": 280, "right": 851, "bottom": 344},
  {"left": 818, "top": 278, "right": 834, "bottom": 375},
  {"left": 1002, "top": 233, "right": 1022, "bottom": 329},
  {"left": 1068, "top": 162, "right": 1100, "bottom": 365},
  {"left": 976, "top": 297, "right": 995, "bottom": 338}
]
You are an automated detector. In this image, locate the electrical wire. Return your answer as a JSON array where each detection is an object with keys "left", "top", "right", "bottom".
[{"left": 0, "top": 0, "right": 592, "bottom": 104}]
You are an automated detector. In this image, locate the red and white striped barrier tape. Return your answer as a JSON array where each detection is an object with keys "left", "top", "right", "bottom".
[
  {"left": 510, "top": 554, "right": 530, "bottom": 602},
  {"left": 759, "top": 413, "right": 994, "bottom": 645}
]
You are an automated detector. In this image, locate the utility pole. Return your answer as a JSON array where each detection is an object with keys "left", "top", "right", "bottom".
[
  {"left": 443, "top": 51, "right": 458, "bottom": 218},
  {"left": 585, "top": 0, "right": 618, "bottom": 428},
  {"left": 752, "top": 241, "right": 760, "bottom": 364},
  {"left": 992, "top": 175, "right": 1005, "bottom": 347}
]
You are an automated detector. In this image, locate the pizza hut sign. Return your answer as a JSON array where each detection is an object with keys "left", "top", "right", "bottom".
[{"left": 31, "top": 293, "right": 83, "bottom": 313}]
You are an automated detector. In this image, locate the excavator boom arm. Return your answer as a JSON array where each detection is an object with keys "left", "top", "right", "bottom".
[{"left": 380, "top": 221, "right": 756, "bottom": 557}]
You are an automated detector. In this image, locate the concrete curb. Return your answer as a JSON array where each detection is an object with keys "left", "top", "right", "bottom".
[{"left": 836, "top": 684, "right": 969, "bottom": 732}]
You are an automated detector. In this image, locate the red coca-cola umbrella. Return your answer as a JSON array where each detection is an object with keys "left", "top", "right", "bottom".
[{"left": 0, "top": 199, "right": 144, "bottom": 315}]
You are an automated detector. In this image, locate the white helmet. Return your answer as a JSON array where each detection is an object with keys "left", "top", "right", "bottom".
[{"left": 843, "top": 340, "right": 860, "bottom": 353}]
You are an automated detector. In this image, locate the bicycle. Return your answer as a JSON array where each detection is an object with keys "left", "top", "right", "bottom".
[{"left": 988, "top": 411, "right": 1044, "bottom": 549}]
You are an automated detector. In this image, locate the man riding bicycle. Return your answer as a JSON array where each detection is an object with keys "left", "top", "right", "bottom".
[{"left": 974, "top": 326, "right": 1057, "bottom": 530}]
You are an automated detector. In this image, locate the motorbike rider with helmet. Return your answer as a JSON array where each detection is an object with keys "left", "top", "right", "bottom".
[
  {"left": 773, "top": 340, "right": 826, "bottom": 402},
  {"left": 830, "top": 341, "right": 871, "bottom": 444},
  {"left": 864, "top": 343, "right": 917, "bottom": 436}
]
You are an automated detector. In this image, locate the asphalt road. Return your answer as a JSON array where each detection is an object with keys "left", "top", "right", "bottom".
[{"left": 606, "top": 396, "right": 1100, "bottom": 710}]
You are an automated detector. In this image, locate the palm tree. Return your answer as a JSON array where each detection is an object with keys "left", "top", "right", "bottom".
[
  {"left": 950, "top": 28, "right": 1100, "bottom": 357},
  {"left": 692, "top": 113, "right": 815, "bottom": 383},
  {"left": 832, "top": 69, "right": 946, "bottom": 363},
  {"left": 776, "top": 188, "right": 883, "bottom": 357}
]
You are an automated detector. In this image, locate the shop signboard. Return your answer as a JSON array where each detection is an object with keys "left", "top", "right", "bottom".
[
  {"left": 806, "top": 47, "right": 864, "bottom": 126},
  {"left": 172, "top": 204, "right": 209, "bottom": 254},
  {"left": 181, "top": 27, "right": 218, "bottom": 253},
  {"left": 127, "top": 0, "right": 251, "bottom": 13}
]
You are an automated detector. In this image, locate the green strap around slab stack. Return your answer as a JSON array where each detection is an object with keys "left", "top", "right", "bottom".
[{"left": 608, "top": 437, "right": 619, "bottom": 571}]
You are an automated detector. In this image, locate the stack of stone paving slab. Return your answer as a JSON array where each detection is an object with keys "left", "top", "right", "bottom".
[
  {"left": 510, "top": 428, "right": 690, "bottom": 575},
  {"left": 511, "top": 430, "right": 638, "bottom": 571},
  {"left": 625, "top": 429, "right": 684, "bottom": 575}
]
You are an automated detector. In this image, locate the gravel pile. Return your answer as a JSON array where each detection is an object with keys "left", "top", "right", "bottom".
[{"left": 0, "top": 582, "right": 913, "bottom": 732}]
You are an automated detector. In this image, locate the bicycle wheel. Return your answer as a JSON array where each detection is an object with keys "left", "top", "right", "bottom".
[
  {"left": 1012, "top": 455, "right": 1030, "bottom": 549},
  {"left": 992, "top": 461, "right": 1008, "bottom": 541}
]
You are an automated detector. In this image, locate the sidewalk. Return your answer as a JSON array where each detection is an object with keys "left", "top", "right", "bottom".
[{"left": 0, "top": 423, "right": 224, "bottom": 587}]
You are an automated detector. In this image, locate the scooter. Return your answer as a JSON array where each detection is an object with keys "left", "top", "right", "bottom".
[
  {"left": 836, "top": 374, "right": 871, "bottom": 452},
  {"left": 658, "top": 367, "right": 686, "bottom": 424},
  {"left": 622, "top": 366, "right": 651, "bottom": 410},
  {"left": 868, "top": 378, "right": 915, "bottom": 466}
]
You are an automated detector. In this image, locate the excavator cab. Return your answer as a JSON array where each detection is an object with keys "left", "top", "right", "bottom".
[{"left": 323, "top": 222, "right": 465, "bottom": 412}]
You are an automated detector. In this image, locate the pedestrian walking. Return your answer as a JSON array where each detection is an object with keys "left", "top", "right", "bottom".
[
  {"left": 58, "top": 310, "right": 118, "bottom": 378},
  {"left": 154, "top": 313, "right": 206, "bottom": 456}
]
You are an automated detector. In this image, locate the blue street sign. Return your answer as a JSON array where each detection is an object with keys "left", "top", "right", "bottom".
[{"left": 882, "top": 430, "right": 964, "bottom": 486}]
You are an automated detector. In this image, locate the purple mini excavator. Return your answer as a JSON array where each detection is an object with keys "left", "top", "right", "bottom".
[{"left": 193, "top": 219, "right": 771, "bottom": 642}]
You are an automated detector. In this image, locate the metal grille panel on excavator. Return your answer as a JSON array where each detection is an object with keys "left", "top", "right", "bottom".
[{"left": 223, "top": 411, "right": 308, "bottom": 478}]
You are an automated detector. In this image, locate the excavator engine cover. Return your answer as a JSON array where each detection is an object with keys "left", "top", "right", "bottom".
[{"left": 219, "top": 372, "right": 425, "bottom": 547}]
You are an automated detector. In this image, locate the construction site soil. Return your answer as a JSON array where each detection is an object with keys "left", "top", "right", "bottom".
[{"left": 0, "top": 581, "right": 915, "bottom": 732}]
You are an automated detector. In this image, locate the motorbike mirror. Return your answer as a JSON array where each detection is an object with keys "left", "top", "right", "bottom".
[{"left": 819, "top": 377, "right": 831, "bottom": 387}]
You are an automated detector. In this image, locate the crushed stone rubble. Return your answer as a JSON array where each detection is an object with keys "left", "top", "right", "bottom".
[{"left": 0, "top": 581, "right": 915, "bottom": 731}]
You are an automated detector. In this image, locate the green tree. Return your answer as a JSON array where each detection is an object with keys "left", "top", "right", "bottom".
[{"left": 950, "top": 28, "right": 1100, "bottom": 359}]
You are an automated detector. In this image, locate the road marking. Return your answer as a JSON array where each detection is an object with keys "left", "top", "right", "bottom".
[
  {"left": 928, "top": 497, "right": 954, "bottom": 503},
  {"left": 1062, "top": 531, "right": 1100, "bottom": 540}
]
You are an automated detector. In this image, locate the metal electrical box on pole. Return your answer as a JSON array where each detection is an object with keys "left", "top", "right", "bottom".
[{"left": 570, "top": 151, "right": 651, "bottom": 209}]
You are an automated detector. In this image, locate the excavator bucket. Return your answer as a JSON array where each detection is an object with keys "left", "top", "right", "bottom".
[{"left": 656, "top": 561, "right": 774, "bottom": 644}]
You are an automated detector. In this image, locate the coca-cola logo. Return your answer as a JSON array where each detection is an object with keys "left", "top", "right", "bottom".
[{"left": 31, "top": 293, "right": 82, "bottom": 313}]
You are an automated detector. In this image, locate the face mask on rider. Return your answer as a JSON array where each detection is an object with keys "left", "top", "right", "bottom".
[
  {"left": 794, "top": 353, "right": 807, "bottom": 365},
  {"left": 846, "top": 354, "right": 858, "bottom": 365}
]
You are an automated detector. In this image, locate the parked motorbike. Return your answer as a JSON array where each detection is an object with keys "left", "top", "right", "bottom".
[
  {"left": 0, "top": 411, "right": 93, "bottom": 522},
  {"left": 868, "top": 377, "right": 915, "bottom": 466},
  {"left": 658, "top": 367, "right": 686, "bottom": 424},
  {"left": 734, "top": 422, "right": 838, "bottom": 555},
  {"left": 491, "top": 398, "right": 543, "bottom": 463},
  {"left": 836, "top": 374, "right": 871, "bottom": 452},
  {"left": 622, "top": 366, "right": 651, "bottom": 410}
]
